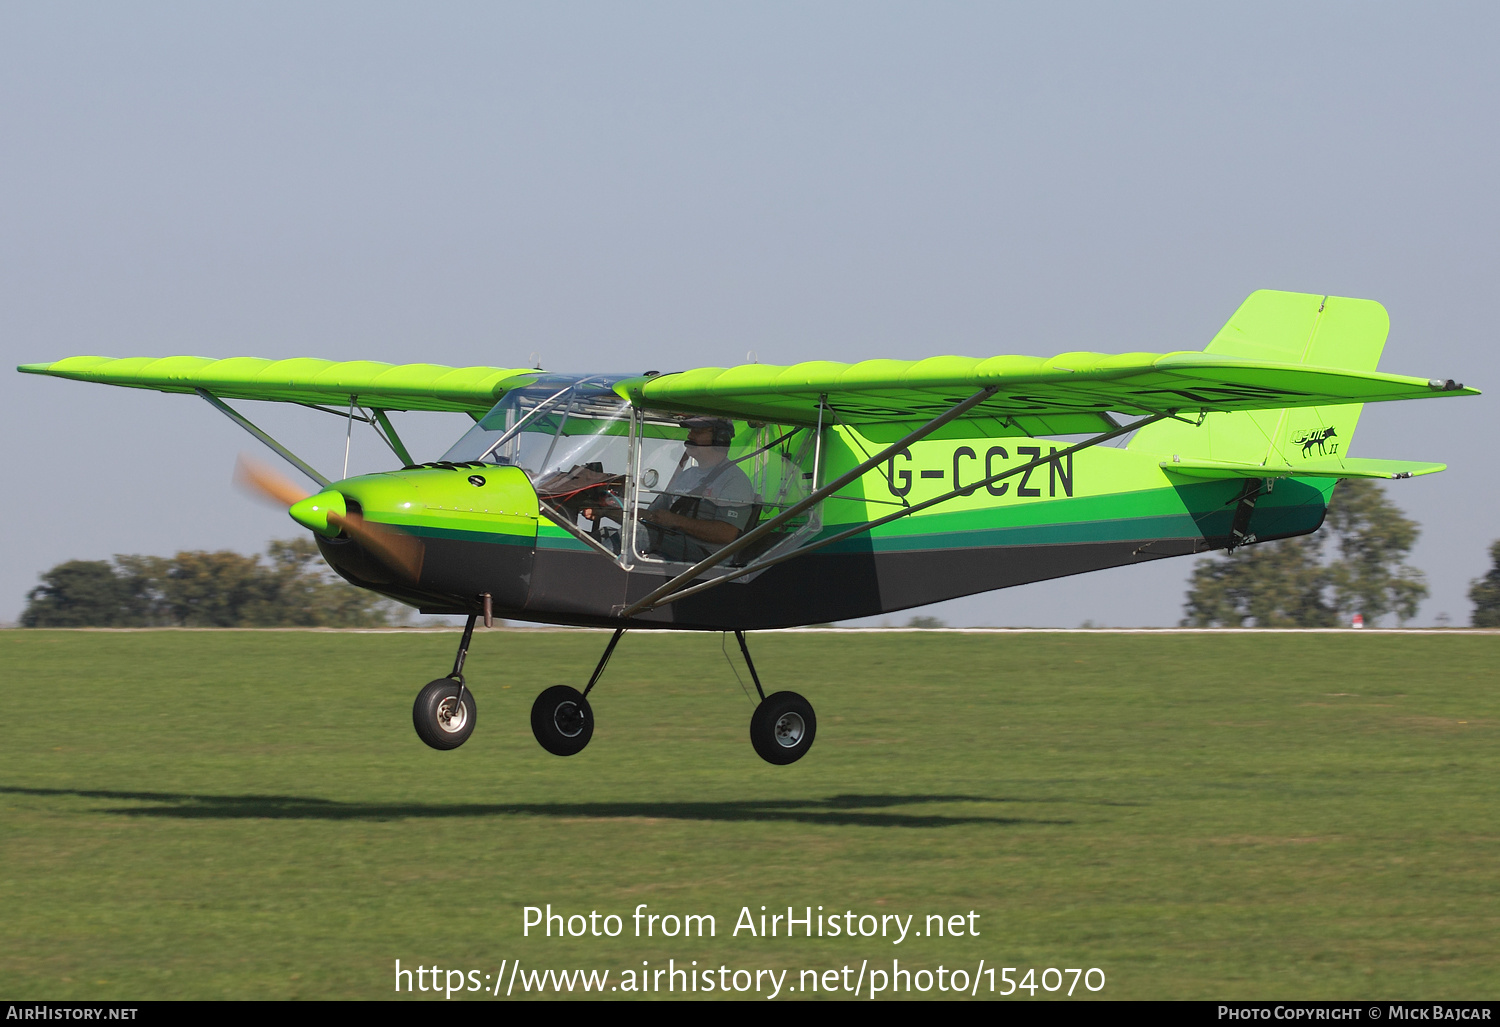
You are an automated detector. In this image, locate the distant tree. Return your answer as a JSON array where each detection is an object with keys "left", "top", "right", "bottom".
[
  {"left": 21, "top": 539, "right": 402, "bottom": 628},
  {"left": 20, "top": 560, "right": 154, "bottom": 627},
  {"left": 146, "top": 550, "right": 271, "bottom": 627},
  {"left": 1467, "top": 540, "right": 1500, "bottom": 627},
  {"left": 1182, "top": 535, "right": 1338, "bottom": 628},
  {"left": 1324, "top": 479, "right": 1428, "bottom": 625},
  {"left": 1182, "top": 479, "right": 1427, "bottom": 627},
  {"left": 906, "top": 615, "right": 946, "bottom": 628},
  {"left": 259, "top": 537, "right": 402, "bottom": 627}
]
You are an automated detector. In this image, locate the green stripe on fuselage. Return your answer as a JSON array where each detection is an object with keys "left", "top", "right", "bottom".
[
  {"left": 537, "top": 524, "right": 598, "bottom": 552},
  {"left": 811, "top": 433, "right": 1331, "bottom": 554}
]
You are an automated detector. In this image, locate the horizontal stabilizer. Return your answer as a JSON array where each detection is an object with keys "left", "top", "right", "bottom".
[{"left": 1161, "top": 456, "right": 1445, "bottom": 481}]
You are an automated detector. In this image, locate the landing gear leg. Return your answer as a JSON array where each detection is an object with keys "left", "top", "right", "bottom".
[
  {"left": 413, "top": 614, "right": 479, "bottom": 750},
  {"left": 531, "top": 628, "right": 624, "bottom": 756},
  {"left": 739, "top": 630, "right": 816, "bottom": 765},
  {"left": 735, "top": 630, "right": 767, "bottom": 702}
]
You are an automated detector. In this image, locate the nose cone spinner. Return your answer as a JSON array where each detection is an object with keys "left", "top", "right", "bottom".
[{"left": 289, "top": 490, "right": 348, "bottom": 537}]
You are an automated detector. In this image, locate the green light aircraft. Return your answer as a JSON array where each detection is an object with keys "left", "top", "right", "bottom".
[{"left": 19, "top": 290, "right": 1477, "bottom": 764}]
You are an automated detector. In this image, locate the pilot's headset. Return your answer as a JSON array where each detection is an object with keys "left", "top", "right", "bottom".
[
  {"left": 678, "top": 417, "right": 735, "bottom": 467},
  {"left": 704, "top": 419, "right": 735, "bottom": 449}
]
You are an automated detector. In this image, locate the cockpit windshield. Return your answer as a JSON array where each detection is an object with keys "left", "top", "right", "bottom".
[
  {"left": 441, "top": 373, "right": 631, "bottom": 474},
  {"left": 441, "top": 373, "right": 822, "bottom": 576}
]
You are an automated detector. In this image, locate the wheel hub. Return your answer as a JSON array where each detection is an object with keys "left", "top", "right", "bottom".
[
  {"left": 773, "top": 711, "right": 805, "bottom": 747},
  {"left": 436, "top": 696, "right": 469, "bottom": 734},
  {"left": 553, "top": 701, "right": 586, "bottom": 738}
]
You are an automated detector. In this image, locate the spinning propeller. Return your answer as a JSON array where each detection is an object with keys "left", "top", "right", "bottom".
[{"left": 234, "top": 455, "right": 424, "bottom": 583}]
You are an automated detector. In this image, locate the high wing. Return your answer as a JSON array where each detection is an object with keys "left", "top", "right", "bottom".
[
  {"left": 17, "top": 355, "right": 537, "bottom": 415},
  {"left": 21, "top": 350, "right": 1473, "bottom": 442},
  {"left": 625, "top": 290, "right": 1478, "bottom": 438},
  {"left": 620, "top": 351, "right": 1475, "bottom": 441},
  {"left": 17, "top": 291, "right": 1477, "bottom": 436}
]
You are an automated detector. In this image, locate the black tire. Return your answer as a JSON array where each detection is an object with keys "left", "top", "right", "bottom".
[
  {"left": 750, "top": 691, "right": 816, "bottom": 765},
  {"left": 531, "top": 685, "right": 594, "bottom": 756},
  {"left": 412, "top": 678, "right": 477, "bottom": 750}
]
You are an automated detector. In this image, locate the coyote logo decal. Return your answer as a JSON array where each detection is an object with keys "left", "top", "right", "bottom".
[{"left": 1291, "top": 426, "right": 1339, "bottom": 457}]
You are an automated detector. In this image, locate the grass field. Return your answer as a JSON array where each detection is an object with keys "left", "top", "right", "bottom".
[{"left": 1, "top": 628, "right": 1496, "bottom": 1000}]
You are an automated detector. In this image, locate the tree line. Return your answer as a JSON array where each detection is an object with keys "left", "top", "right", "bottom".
[{"left": 20, "top": 538, "right": 403, "bottom": 628}]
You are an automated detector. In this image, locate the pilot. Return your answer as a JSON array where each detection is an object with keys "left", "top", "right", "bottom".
[{"left": 642, "top": 417, "right": 757, "bottom": 561}]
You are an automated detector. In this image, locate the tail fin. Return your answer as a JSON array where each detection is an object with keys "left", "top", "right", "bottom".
[{"left": 1128, "top": 290, "right": 1389, "bottom": 466}]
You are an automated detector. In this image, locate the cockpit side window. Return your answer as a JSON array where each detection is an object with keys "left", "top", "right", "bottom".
[{"left": 621, "top": 413, "right": 820, "bottom": 575}]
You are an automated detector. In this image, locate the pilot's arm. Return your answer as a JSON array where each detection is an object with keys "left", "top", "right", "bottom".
[{"left": 642, "top": 506, "right": 740, "bottom": 545}]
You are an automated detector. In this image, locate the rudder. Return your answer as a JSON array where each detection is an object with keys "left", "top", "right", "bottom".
[{"left": 1128, "top": 290, "right": 1390, "bottom": 466}]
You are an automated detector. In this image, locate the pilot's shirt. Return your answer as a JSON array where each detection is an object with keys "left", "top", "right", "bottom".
[
  {"left": 647, "top": 458, "right": 757, "bottom": 559},
  {"left": 664, "top": 460, "right": 755, "bottom": 519}
]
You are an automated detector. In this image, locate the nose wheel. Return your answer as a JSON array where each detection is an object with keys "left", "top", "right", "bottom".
[
  {"left": 413, "top": 678, "right": 477, "bottom": 750},
  {"left": 412, "top": 612, "right": 481, "bottom": 751}
]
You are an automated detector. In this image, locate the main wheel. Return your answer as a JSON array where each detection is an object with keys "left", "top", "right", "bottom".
[
  {"left": 531, "top": 685, "right": 594, "bottom": 756},
  {"left": 749, "top": 691, "right": 816, "bottom": 765},
  {"left": 413, "top": 678, "right": 477, "bottom": 750}
]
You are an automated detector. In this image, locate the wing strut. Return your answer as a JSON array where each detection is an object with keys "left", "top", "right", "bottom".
[
  {"left": 627, "top": 409, "right": 1175, "bottom": 614},
  {"left": 618, "top": 386, "right": 1002, "bottom": 619},
  {"left": 371, "top": 409, "right": 415, "bottom": 466},
  {"left": 196, "top": 388, "right": 332, "bottom": 488}
]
